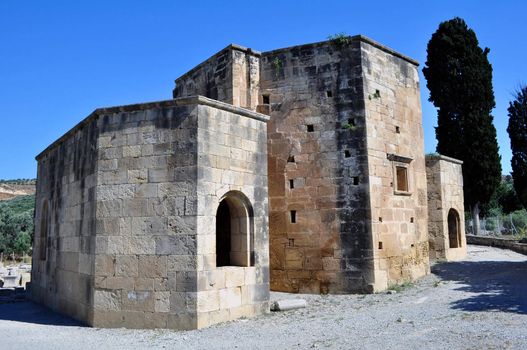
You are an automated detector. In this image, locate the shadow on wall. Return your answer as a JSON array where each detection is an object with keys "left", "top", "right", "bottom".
[
  {"left": 0, "top": 301, "right": 84, "bottom": 327},
  {"left": 432, "top": 260, "right": 527, "bottom": 314}
]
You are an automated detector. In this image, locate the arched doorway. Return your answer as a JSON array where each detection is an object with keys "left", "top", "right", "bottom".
[
  {"left": 216, "top": 191, "right": 254, "bottom": 267},
  {"left": 448, "top": 208, "right": 461, "bottom": 248}
]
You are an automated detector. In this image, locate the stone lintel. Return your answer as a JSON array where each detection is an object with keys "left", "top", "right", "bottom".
[
  {"left": 387, "top": 153, "right": 413, "bottom": 164},
  {"left": 35, "top": 95, "right": 270, "bottom": 161}
]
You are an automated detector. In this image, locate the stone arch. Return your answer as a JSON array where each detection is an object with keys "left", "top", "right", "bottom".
[
  {"left": 215, "top": 191, "right": 254, "bottom": 267},
  {"left": 39, "top": 200, "right": 49, "bottom": 261},
  {"left": 448, "top": 208, "right": 461, "bottom": 248}
]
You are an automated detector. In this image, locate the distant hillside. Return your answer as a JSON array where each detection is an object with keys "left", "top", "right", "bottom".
[{"left": 0, "top": 179, "right": 36, "bottom": 201}]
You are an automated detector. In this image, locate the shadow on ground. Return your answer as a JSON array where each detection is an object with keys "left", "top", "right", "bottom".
[
  {"left": 433, "top": 259, "right": 527, "bottom": 314},
  {"left": 0, "top": 301, "right": 84, "bottom": 326}
]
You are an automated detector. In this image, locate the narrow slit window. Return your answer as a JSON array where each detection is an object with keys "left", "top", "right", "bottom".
[
  {"left": 352, "top": 176, "right": 359, "bottom": 185},
  {"left": 289, "top": 179, "right": 294, "bottom": 189},
  {"left": 287, "top": 155, "right": 295, "bottom": 163},
  {"left": 396, "top": 166, "right": 409, "bottom": 192},
  {"left": 348, "top": 118, "right": 356, "bottom": 126},
  {"left": 326, "top": 90, "right": 333, "bottom": 98},
  {"left": 290, "top": 210, "right": 297, "bottom": 223},
  {"left": 262, "top": 94, "right": 270, "bottom": 104},
  {"left": 378, "top": 242, "right": 383, "bottom": 249},
  {"left": 344, "top": 150, "right": 351, "bottom": 158},
  {"left": 379, "top": 217, "right": 383, "bottom": 222},
  {"left": 395, "top": 126, "right": 400, "bottom": 133},
  {"left": 307, "top": 124, "right": 314, "bottom": 132}
]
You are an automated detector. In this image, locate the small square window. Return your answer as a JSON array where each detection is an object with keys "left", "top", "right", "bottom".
[
  {"left": 396, "top": 166, "right": 409, "bottom": 192},
  {"left": 395, "top": 126, "right": 400, "bottom": 133},
  {"left": 287, "top": 155, "right": 295, "bottom": 163},
  {"left": 307, "top": 125, "right": 314, "bottom": 132},
  {"left": 352, "top": 176, "right": 359, "bottom": 185},
  {"left": 344, "top": 150, "right": 351, "bottom": 158},
  {"left": 326, "top": 90, "right": 333, "bottom": 98},
  {"left": 262, "top": 95, "right": 270, "bottom": 104}
]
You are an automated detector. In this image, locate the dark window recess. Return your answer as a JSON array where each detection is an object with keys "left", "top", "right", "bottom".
[
  {"left": 290, "top": 210, "right": 297, "bottom": 223},
  {"left": 379, "top": 242, "right": 383, "bottom": 249},
  {"left": 379, "top": 217, "right": 383, "bottom": 222},
  {"left": 307, "top": 124, "right": 315, "bottom": 132},
  {"left": 410, "top": 217, "right": 414, "bottom": 223},
  {"left": 326, "top": 90, "right": 333, "bottom": 98},
  {"left": 395, "top": 126, "right": 400, "bottom": 133},
  {"left": 344, "top": 150, "right": 351, "bottom": 158},
  {"left": 288, "top": 238, "right": 294, "bottom": 247},
  {"left": 262, "top": 95, "right": 270, "bottom": 104},
  {"left": 396, "top": 166, "right": 409, "bottom": 192},
  {"left": 287, "top": 155, "right": 295, "bottom": 163},
  {"left": 348, "top": 118, "right": 356, "bottom": 126},
  {"left": 353, "top": 176, "right": 359, "bottom": 185},
  {"left": 289, "top": 179, "right": 294, "bottom": 189}
]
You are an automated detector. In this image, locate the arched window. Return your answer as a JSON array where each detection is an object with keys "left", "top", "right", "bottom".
[
  {"left": 448, "top": 208, "right": 461, "bottom": 248},
  {"left": 39, "top": 200, "right": 49, "bottom": 261},
  {"left": 216, "top": 191, "right": 254, "bottom": 267}
]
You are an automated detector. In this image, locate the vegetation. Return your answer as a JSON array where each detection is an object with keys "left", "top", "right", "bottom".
[
  {"left": 423, "top": 17, "right": 501, "bottom": 235},
  {"left": 327, "top": 32, "right": 351, "bottom": 47},
  {"left": 0, "top": 195, "right": 35, "bottom": 259},
  {"left": 507, "top": 86, "right": 527, "bottom": 209},
  {"left": 0, "top": 178, "right": 36, "bottom": 185}
]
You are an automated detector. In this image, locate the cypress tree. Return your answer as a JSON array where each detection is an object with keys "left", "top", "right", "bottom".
[
  {"left": 507, "top": 86, "right": 527, "bottom": 208},
  {"left": 423, "top": 17, "right": 502, "bottom": 234}
]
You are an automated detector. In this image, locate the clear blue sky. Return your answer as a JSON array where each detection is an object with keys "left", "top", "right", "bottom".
[{"left": 1, "top": 0, "right": 525, "bottom": 179}]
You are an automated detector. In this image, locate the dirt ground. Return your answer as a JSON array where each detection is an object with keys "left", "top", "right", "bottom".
[{"left": 1, "top": 245, "right": 526, "bottom": 349}]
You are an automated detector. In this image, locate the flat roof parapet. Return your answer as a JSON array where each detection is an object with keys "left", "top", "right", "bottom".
[
  {"left": 425, "top": 153, "right": 464, "bottom": 165},
  {"left": 35, "top": 95, "right": 269, "bottom": 161},
  {"left": 262, "top": 35, "right": 419, "bottom": 66}
]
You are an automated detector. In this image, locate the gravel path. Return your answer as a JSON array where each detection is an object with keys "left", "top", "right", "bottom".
[{"left": 1, "top": 245, "right": 526, "bottom": 349}]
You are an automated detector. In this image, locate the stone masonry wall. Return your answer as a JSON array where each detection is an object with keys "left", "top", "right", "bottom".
[
  {"left": 260, "top": 40, "right": 374, "bottom": 293},
  {"left": 194, "top": 104, "right": 269, "bottom": 328},
  {"left": 361, "top": 40, "right": 430, "bottom": 290},
  {"left": 32, "top": 118, "right": 99, "bottom": 323},
  {"left": 91, "top": 103, "right": 200, "bottom": 329},
  {"left": 33, "top": 97, "right": 270, "bottom": 329},
  {"left": 426, "top": 155, "right": 466, "bottom": 261},
  {"left": 174, "top": 45, "right": 261, "bottom": 110}
]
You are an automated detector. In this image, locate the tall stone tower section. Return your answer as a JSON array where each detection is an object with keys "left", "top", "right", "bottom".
[{"left": 173, "top": 36, "right": 431, "bottom": 293}]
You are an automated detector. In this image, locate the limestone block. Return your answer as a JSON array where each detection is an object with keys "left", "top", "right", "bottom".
[
  {"left": 138, "top": 255, "right": 167, "bottom": 278},
  {"left": 155, "top": 235, "right": 197, "bottom": 255},
  {"left": 224, "top": 267, "right": 245, "bottom": 288},
  {"left": 197, "top": 290, "right": 220, "bottom": 313},
  {"left": 122, "top": 290, "right": 155, "bottom": 312},
  {"left": 115, "top": 256, "right": 138, "bottom": 277},
  {"left": 154, "top": 291, "right": 170, "bottom": 313},
  {"left": 94, "top": 290, "right": 121, "bottom": 311},
  {"left": 167, "top": 255, "right": 198, "bottom": 272},
  {"left": 219, "top": 287, "right": 242, "bottom": 309}
]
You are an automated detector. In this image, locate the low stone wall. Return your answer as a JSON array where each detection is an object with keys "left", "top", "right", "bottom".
[{"left": 466, "top": 235, "right": 527, "bottom": 255}]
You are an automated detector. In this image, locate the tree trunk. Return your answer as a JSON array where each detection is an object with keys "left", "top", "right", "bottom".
[{"left": 471, "top": 202, "right": 481, "bottom": 235}]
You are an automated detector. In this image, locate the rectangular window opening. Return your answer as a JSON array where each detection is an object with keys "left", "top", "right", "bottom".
[
  {"left": 290, "top": 210, "right": 297, "bottom": 223},
  {"left": 344, "top": 150, "right": 351, "bottom": 158},
  {"left": 289, "top": 179, "right": 294, "bottom": 189},
  {"left": 262, "top": 94, "right": 270, "bottom": 104},
  {"left": 288, "top": 238, "right": 295, "bottom": 247},
  {"left": 287, "top": 155, "right": 295, "bottom": 163},
  {"left": 379, "top": 217, "right": 383, "bottom": 222},
  {"left": 349, "top": 118, "right": 356, "bottom": 126},
  {"left": 353, "top": 176, "right": 359, "bottom": 185},
  {"left": 395, "top": 126, "right": 400, "bottom": 133},
  {"left": 410, "top": 217, "right": 414, "bottom": 223},
  {"left": 378, "top": 242, "right": 383, "bottom": 249},
  {"left": 307, "top": 124, "right": 315, "bottom": 132},
  {"left": 396, "top": 166, "right": 409, "bottom": 192},
  {"left": 326, "top": 90, "right": 333, "bottom": 98}
]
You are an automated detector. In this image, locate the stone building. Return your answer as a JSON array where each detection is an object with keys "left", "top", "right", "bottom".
[
  {"left": 31, "top": 97, "right": 270, "bottom": 329},
  {"left": 426, "top": 154, "right": 466, "bottom": 261},
  {"left": 31, "top": 35, "right": 464, "bottom": 329}
]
